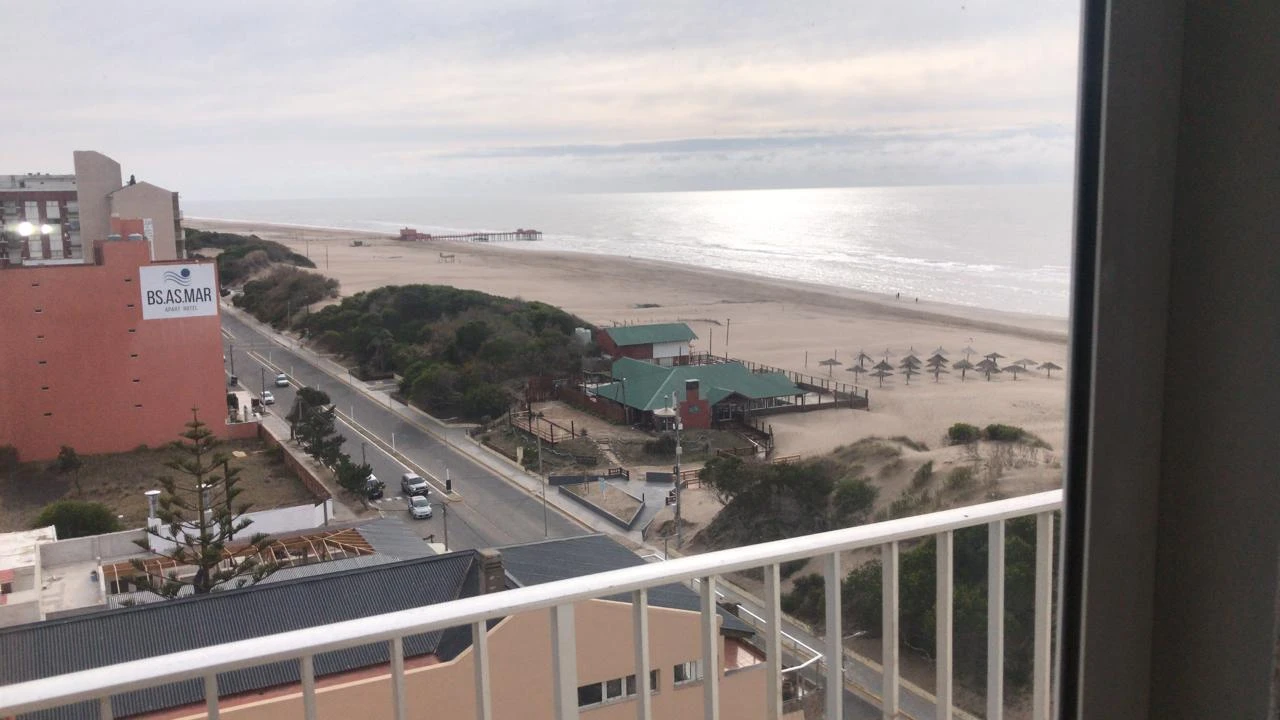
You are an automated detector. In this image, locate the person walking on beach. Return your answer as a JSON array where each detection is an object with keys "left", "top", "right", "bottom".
[{"left": 896, "top": 292, "right": 900, "bottom": 300}]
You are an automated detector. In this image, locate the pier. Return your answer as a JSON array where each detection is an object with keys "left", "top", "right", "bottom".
[{"left": 398, "top": 227, "right": 542, "bottom": 242}]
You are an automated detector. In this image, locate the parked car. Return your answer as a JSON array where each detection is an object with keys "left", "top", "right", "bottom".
[
  {"left": 274, "top": 373, "right": 289, "bottom": 387},
  {"left": 365, "top": 473, "right": 384, "bottom": 500},
  {"left": 401, "top": 473, "right": 429, "bottom": 496},
  {"left": 408, "top": 494, "right": 433, "bottom": 519},
  {"left": 261, "top": 391, "right": 275, "bottom": 405}
]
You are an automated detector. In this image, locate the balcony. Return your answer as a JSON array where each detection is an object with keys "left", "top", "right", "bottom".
[{"left": 0, "top": 490, "right": 1061, "bottom": 720}]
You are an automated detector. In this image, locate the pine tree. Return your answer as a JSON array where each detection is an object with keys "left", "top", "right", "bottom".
[{"left": 130, "top": 410, "right": 276, "bottom": 598}]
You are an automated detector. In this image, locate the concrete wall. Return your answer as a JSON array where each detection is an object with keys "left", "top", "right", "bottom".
[
  {"left": 0, "top": 239, "right": 228, "bottom": 461},
  {"left": 146, "top": 501, "right": 331, "bottom": 553},
  {"left": 109, "top": 182, "right": 180, "bottom": 261},
  {"left": 72, "top": 151, "right": 121, "bottom": 249},
  {"left": 171, "top": 599, "right": 771, "bottom": 720},
  {"left": 38, "top": 529, "right": 146, "bottom": 567}
]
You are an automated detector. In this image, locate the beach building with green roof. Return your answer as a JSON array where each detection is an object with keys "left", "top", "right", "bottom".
[
  {"left": 591, "top": 357, "right": 802, "bottom": 429},
  {"left": 596, "top": 322, "right": 697, "bottom": 365}
]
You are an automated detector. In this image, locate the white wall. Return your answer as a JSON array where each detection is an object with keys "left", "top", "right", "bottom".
[
  {"left": 39, "top": 529, "right": 147, "bottom": 566},
  {"left": 146, "top": 501, "right": 332, "bottom": 553},
  {"left": 651, "top": 341, "right": 690, "bottom": 359}
]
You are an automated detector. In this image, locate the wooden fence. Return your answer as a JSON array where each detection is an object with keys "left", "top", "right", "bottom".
[{"left": 509, "top": 410, "right": 580, "bottom": 445}]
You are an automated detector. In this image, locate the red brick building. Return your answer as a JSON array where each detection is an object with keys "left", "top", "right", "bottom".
[{"left": 0, "top": 237, "right": 249, "bottom": 462}]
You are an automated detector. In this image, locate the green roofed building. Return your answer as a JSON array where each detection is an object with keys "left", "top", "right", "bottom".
[
  {"left": 591, "top": 357, "right": 802, "bottom": 429},
  {"left": 596, "top": 323, "right": 698, "bottom": 365}
]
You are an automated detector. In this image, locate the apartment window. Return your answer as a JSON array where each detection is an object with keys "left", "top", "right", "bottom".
[
  {"left": 34, "top": 308, "right": 43, "bottom": 313},
  {"left": 128, "top": 328, "right": 137, "bottom": 333},
  {"left": 134, "top": 404, "right": 143, "bottom": 409},
  {"left": 132, "top": 378, "right": 141, "bottom": 383},
  {"left": 37, "top": 360, "right": 47, "bottom": 365},
  {"left": 42, "top": 412, "right": 52, "bottom": 417},
  {"left": 45, "top": 201, "right": 60, "bottom": 220},
  {"left": 41, "top": 386, "right": 49, "bottom": 391},
  {"left": 0, "top": 582, "right": 11, "bottom": 594},
  {"left": 36, "top": 335, "right": 44, "bottom": 341},
  {"left": 624, "top": 670, "right": 660, "bottom": 695},
  {"left": 127, "top": 303, "right": 135, "bottom": 308},
  {"left": 130, "top": 353, "right": 139, "bottom": 358},
  {"left": 576, "top": 683, "right": 603, "bottom": 708},
  {"left": 673, "top": 660, "right": 702, "bottom": 685},
  {"left": 30, "top": 281, "right": 39, "bottom": 287}
]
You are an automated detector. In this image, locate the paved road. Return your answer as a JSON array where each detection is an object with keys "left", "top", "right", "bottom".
[{"left": 220, "top": 311, "right": 585, "bottom": 551}]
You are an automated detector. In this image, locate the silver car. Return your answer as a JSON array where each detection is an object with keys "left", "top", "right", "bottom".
[{"left": 408, "top": 494, "right": 433, "bottom": 519}]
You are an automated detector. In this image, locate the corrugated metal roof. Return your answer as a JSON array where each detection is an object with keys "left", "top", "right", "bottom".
[
  {"left": 105, "top": 555, "right": 399, "bottom": 608},
  {"left": 2, "top": 552, "right": 478, "bottom": 720},
  {"left": 499, "top": 534, "right": 753, "bottom": 636},
  {"left": 594, "top": 358, "right": 801, "bottom": 411},
  {"left": 604, "top": 323, "right": 697, "bottom": 347},
  {"left": 354, "top": 516, "right": 438, "bottom": 559}
]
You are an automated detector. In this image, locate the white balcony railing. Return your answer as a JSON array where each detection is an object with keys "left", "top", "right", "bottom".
[{"left": 0, "top": 490, "right": 1062, "bottom": 720}]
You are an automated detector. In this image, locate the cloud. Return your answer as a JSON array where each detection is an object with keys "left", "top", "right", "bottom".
[{"left": 0, "top": 1, "right": 1081, "bottom": 198}]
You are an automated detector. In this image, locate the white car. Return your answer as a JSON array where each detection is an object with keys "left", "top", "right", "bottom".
[
  {"left": 261, "top": 391, "right": 275, "bottom": 405},
  {"left": 408, "top": 494, "right": 433, "bottom": 519},
  {"left": 274, "top": 373, "right": 289, "bottom": 387}
]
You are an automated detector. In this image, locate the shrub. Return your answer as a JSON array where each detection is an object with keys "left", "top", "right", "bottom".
[
  {"left": 910, "top": 461, "right": 934, "bottom": 489},
  {"left": 947, "top": 423, "right": 981, "bottom": 445},
  {"left": 946, "top": 466, "right": 977, "bottom": 492},
  {"left": 983, "top": 423, "right": 1026, "bottom": 442},
  {"left": 643, "top": 434, "right": 677, "bottom": 456},
  {"left": 34, "top": 500, "right": 121, "bottom": 539},
  {"left": 890, "top": 436, "right": 930, "bottom": 452},
  {"left": 832, "top": 477, "right": 879, "bottom": 525}
]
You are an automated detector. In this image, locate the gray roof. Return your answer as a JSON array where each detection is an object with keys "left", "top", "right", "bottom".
[
  {"left": 354, "top": 516, "right": 438, "bottom": 559},
  {"left": 2, "top": 552, "right": 479, "bottom": 720},
  {"left": 499, "top": 534, "right": 754, "bottom": 636}
]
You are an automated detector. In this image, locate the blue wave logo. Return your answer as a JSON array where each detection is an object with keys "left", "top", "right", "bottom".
[{"left": 163, "top": 268, "right": 193, "bottom": 286}]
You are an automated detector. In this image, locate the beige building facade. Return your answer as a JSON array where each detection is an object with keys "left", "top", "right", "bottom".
[{"left": 155, "top": 599, "right": 795, "bottom": 720}]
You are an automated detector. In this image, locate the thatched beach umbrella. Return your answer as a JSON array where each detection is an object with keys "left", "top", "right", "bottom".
[
  {"left": 1039, "top": 361, "right": 1063, "bottom": 378},
  {"left": 931, "top": 365, "right": 950, "bottom": 382},
  {"left": 900, "top": 354, "right": 922, "bottom": 369},
  {"left": 962, "top": 345, "right": 978, "bottom": 360},
  {"left": 1005, "top": 364, "right": 1027, "bottom": 380},
  {"left": 926, "top": 353, "right": 948, "bottom": 367},
  {"left": 847, "top": 364, "right": 868, "bottom": 381},
  {"left": 855, "top": 350, "right": 873, "bottom": 368},
  {"left": 976, "top": 357, "right": 1002, "bottom": 381},
  {"left": 873, "top": 359, "right": 895, "bottom": 373},
  {"left": 871, "top": 368, "right": 894, "bottom": 387},
  {"left": 902, "top": 366, "right": 920, "bottom": 385},
  {"left": 985, "top": 351, "right": 1006, "bottom": 361},
  {"left": 818, "top": 357, "right": 843, "bottom": 377},
  {"left": 1014, "top": 358, "right": 1038, "bottom": 368},
  {"left": 952, "top": 358, "right": 975, "bottom": 381},
  {"left": 933, "top": 346, "right": 949, "bottom": 357}
]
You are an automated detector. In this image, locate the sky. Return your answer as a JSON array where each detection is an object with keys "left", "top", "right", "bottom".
[{"left": 3, "top": 1, "right": 1081, "bottom": 200}]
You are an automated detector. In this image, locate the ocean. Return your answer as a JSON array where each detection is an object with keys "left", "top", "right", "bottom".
[{"left": 186, "top": 184, "right": 1074, "bottom": 318}]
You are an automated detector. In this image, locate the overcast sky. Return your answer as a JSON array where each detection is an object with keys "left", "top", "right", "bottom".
[{"left": 3, "top": 1, "right": 1080, "bottom": 200}]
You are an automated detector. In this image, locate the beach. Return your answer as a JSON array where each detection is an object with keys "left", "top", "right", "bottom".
[{"left": 191, "top": 218, "right": 1071, "bottom": 458}]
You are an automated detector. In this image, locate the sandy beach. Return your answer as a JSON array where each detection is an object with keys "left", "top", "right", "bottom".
[{"left": 191, "top": 218, "right": 1071, "bottom": 458}]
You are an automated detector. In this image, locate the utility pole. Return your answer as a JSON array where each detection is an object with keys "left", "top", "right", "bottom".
[
  {"left": 442, "top": 502, "right": 449, "bottom": 551},
  {"left": 260, "top": 367, "right": 265, "bottom": 396},
  {"left": 539, "top": 435, "right": 547, "bottom": 537},
  {"left": 674, "top": 417, "right": 683, "bottom": 548},
  {"left": 228, "top": 343, "right": 235, "bottom": 376},
  {"left": 361, "top": 441, "right": 367, "bottom": 465}
]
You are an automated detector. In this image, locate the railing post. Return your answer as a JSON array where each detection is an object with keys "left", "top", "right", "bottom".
[
  {"left": 988, "top": 521, "right": 1006, "bottom": 720},
  {"left": 390, "top": 637, "right": 406, "bottom": 720},
  {"left": 936, "top": 530, "right": 954, "bottom": 720},
  {"left": 551, "top": 605, "right": 578, "bottom": 720},
  {"left": 764, "top": 564, "right": 783, "bottom": 720},
  {"left": 882, "top": 542, "right": 900, "bottom": 719},
  {"left": 633, "top": 589, "right": 652, "bottom": 720},
  {"left": 824, "top": 553, "right": 843, "bottom": 720},
  {"left": 1033, "top": 513, "right": 1054, "bottom": 720},
  {"left": 700, "top": 576, "right": 720, "bottom": 720},
  {"left": 204, "top": 674, "right": 220, "bottom": 720},
  {"left": 300, "top": 655, "right": 318, "bottom": 720},
  {"left": 473, "top": 621, "right": 492, "bottom": 720}
]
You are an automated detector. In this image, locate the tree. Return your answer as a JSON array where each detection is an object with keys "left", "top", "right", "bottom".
[
  {"left": 130, "top": 410, "right": 277, "bottom": 598},
  {"left": 35, "top": 500, "right": 120, "bottom": 538},
  {"left": 50, "top": 445, "right": 84, "bottom": 495},
  {"left": 335, "top": 455, "right": 375, "bottom": 498},
  {"left": 289, "top": 387, "right": 345, "bottom": 466}
]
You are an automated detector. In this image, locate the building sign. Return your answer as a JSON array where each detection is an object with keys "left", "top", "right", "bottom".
[{"left": 138, "top": 264, "right": 217, "bottom": 320}]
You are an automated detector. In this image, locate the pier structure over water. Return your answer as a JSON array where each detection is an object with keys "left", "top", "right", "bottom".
[{"left": 398, "top": 227, "right": 541, "bottom": 242}]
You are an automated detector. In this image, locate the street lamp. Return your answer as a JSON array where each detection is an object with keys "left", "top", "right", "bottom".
[{"left": 653, "top": 395, "right": 684, "bottom": 547}]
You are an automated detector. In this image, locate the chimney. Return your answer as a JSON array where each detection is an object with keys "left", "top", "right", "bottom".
[
  {"left": 145, "top": 490, "right": 161, "bottom": 519},
  {"left": 476, "top": 548, "right": 505, "bottom": 594},
  {"left": 685, "top": 378, "right": 700, "bottom": 403}
]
